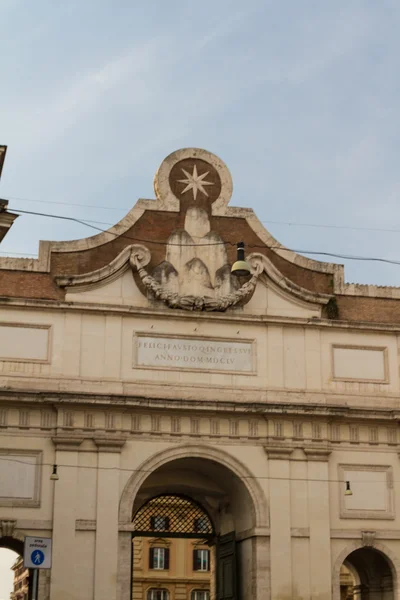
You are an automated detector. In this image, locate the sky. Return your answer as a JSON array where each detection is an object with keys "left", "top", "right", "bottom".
[{"left": 1, "top": 1, "right": 400, "bottom": 286}]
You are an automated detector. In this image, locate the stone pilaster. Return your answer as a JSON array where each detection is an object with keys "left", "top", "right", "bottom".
[
  {"left": 265, "top": 445, "right": 293, "bottom": 599},
  {"left": 305, "top": 446, "right": 332, "bottom": 600},
  {"left": 94, "top": 438, "right": 126, "bottom": 600},
  {"left": 50, "top": 436, "right": 83, "bottom": 600}
]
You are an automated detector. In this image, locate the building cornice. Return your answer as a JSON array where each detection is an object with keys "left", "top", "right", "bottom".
[
  {"left": 52, "top": 435, "right": 84, "bottom": 450},
  {"left": 1, "top": 388, "right": 399, "bottom": 421},
  {"left": 1, "top": 295, "right": 400, "bottom": 333},
  {"left": 93, "top": 437, "right": 126, "bottom": 453}
]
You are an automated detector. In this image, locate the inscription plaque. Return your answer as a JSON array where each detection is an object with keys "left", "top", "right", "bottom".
[{"left": 134, "top": 335, "right": 255, "bottom": 374}]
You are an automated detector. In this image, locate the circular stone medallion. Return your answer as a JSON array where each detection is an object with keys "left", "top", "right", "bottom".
[
  {"left": 154, "top": 148, "right": 233, "bottom": 213},
  {"left": 169, "top": 157, "right": 221, "bottom": 211}
]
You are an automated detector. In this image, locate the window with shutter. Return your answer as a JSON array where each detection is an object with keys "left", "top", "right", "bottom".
[
  {"left": 149, "top": 547, "right": 169, "bottom": 570},
  {"left": 193, "top": 549, "right": 210, "bottom": 571}
]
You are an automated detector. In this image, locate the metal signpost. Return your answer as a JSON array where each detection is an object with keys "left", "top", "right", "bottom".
[{"left": 23, "top": 537, "right": 52, "bottom": 600}]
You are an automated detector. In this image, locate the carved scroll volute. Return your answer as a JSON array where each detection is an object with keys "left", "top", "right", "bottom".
[
  {"left": 129, "top": 245, "right": 151, "bottom": 271},
  {"left": 247, "top": 255, "right": 264, "bottom": 277}
]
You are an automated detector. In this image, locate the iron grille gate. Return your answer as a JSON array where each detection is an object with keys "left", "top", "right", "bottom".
[{"left": 132, "top": 494, "right": 215, "bottom": 540}]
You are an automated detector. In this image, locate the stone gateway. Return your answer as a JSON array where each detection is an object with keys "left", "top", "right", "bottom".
[{"left": 0, "top": 148, "right": 399, "bottom": 600}]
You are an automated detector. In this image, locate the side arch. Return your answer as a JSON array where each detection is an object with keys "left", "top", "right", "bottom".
[
  {"left": 118, "top": 443, "right": 268, "bottom": 528},
  {"left": 0, "top": 532, "right": 35, "bottom": 600},
  {"left": 332, "top": 540, "right": 400, "bottom": 600}
]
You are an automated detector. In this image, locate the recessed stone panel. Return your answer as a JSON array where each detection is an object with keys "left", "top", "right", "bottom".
[
  {"left": 339, "top": 464, "right": 394, "bottom": 519},
  {"left": 134, "top": 334, "right": 255, "bottom": 374},
  {"left": 0, "top": 450, "right": 42, "bottom": 507},
  {"left": 0, "top": 323, "right": 50, "bottom": 362},
  {"left": 332, "top": 345, "right": 387, "bottom": 382}
]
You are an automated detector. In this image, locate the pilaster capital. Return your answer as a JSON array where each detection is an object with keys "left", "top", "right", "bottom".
[
  {"left": 264, "top": 443, "right": 293, "bottom": 460},
  {"left": 52, "top": 436, "right": 84, "bottom": 451},
  {"left": 303, "top": 444, "right": 331, "bottom": 462},
  {"left": 94, "top": 438, "right": 126, "bottom": 453}
]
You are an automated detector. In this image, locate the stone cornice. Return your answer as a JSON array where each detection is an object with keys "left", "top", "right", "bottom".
[
  {"left": 93, "top": 437, "right": 126, "bottom": 453},
  {"left": 265, "top": 443, "right": 332, "bottom": 461},
  {"left": 264, "top": 443, "right": 294, "bottom": 460},
  {"left": 52, "top": 436, "right": 84, "bottom": 450},
  {"left": 1, "top": 295, "right": 400, "bottom": 333},
  {"left": 303, "top": 445, "right": 332, "bottom": 461},
  {"left": 55, "top": 244, "right": 150, "bottom": 290},
  {"left": 1, "top": 389, "right": 399, "bottom": 420},
  {"left": 248, "top": 253, "right": 332, "bottom": 306}
]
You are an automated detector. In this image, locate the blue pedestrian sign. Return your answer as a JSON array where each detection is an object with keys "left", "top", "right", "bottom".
[
  {"left": 31, "top": 550, "right": 44, "bottom": 565},
  {"left": 24, "top": 537, "right": 52, "bottom": 569}
]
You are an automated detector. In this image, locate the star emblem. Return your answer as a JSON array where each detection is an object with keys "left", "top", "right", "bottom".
[{"left": 178, "top": 164, "right": 214, "bottom": 200}]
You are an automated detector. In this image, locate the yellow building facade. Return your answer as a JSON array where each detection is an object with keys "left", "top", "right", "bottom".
[
  {"left": 133, "top": 536, "right": 211, "bottom": 600},
  {"left": 132, "top": 496, "right": 211, "bottom": 600}
]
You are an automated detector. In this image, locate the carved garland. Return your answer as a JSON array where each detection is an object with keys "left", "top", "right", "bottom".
[{"left": 130, "top": 249, "right": 262, "bottom": 312}]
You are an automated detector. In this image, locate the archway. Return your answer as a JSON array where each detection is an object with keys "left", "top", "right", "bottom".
[
  {"left": 0, "top": 537, "right": 32, "bottom": 600},
  {"left": 132, "top": 494, "right": 216, "bottom": 600},
  {"left": 118, "top": 445, "right": 269, "bottom": 600},
  {"left": 333, "top": 543, "right": 398, "bottom": 600}
]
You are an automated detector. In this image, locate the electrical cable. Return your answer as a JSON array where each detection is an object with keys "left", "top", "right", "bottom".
[
  {"left": 7, "top": 206, "right": 400, "bottom": 266},
  {"left": 7, "top": 194, "right": 400, "bottom": 235},
  {"left": 0, "top": 455, "right": 394, "bottom": 484}
]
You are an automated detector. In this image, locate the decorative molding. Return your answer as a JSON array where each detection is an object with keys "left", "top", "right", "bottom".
[
  {"left": 75, "top": 519, "right": 96, "bottom": 531},
  {"left": 291, "top": 528, "right": 310, "bottom": 538},
  {"left": 56, "top": 244, "right": 151, "bottom": 290},
  {"left": 93, "top": 438, "right": 126, "bottom": 453},
  {"left": 330, "top": 529, "right": 400, "bottom": 540},
  {"left": 264, "top": 444, "right": 293, "bottom": 460},
  {"left": 133, "top": 259, "right": 260, "bottom": 312},
  {"left": 235, "top": 526, "right": 270, "bottom": 542},
  {"left": 303, "top": 445, "right": 332, "bottom": 462},
  {"left": 247, "top": 253, "right": 332, "bottom": 306},
  {"left": 52, "top": 436, "right": 84, "bottom": 451},
  {"left": 148, "top": 537, "right": 172, "bottom": 547},
  {"left": 11, "top": 520, "right": 52, "bottom": 531}
]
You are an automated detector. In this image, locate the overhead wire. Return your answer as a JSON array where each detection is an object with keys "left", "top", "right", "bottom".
[
  {"left": 0, "top": 455, "right": 393, "bottom": 484},
  {"left": 6, "top": 193, "right": 400, "bottom": 234},
  {"left": 6, "top": 206, "right": 400, "bottom": 267}
]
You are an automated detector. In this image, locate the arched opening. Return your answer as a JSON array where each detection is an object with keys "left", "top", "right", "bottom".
[
  {"left": 118, "top": 447, "right": 269, "bottom": 600},
  {"left": 339, "top": 547, "right": 395, "bottom": 600},
  {"left": 0, "top": 537, "right": 32, "bottom": 600},
  {"left": 132, "top": 494, "right": 215, "bottom": 600}
]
